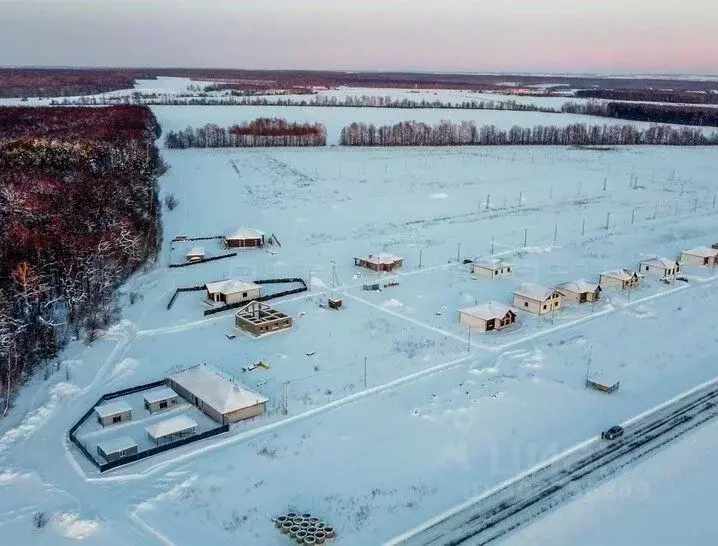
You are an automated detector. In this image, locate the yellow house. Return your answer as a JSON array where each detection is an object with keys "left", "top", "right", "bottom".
[
  {"left": 600, "top": 269, "right": 639, "bottom": 290},
  {"left": 638, "top": 257, "right": 680, "bottom": 278},
  {"left": 472, "top": 261, "right": 513, "bottom": 279},
  {"left": 512, "top": 284, "right": 563, "bottom": 315},
  {"left": 556, "top": 279, "right": 601, "bottom": 304},
  {"left": 459, "top": 302, "right": 516, "bottom": 332},
  {"left": 680, "top": 247, "right": 718, "bottom": 267}
]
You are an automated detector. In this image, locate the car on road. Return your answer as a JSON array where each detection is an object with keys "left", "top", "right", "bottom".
[{"left": 602, "top": 425, "right": 624, "bottom": 440}]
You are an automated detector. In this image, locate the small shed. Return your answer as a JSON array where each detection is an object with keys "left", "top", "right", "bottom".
[
  {"left": 167, "top": 364, "right": 268, "bottom": 424},
  {"left": 512, "top": 284, "right": 563, "bottom": 315},
  {"left": 556, "top": 279, "right": 602, "bottom": 304},
  {"left": 354, "top": 253, "right": 403, "bottom": 272},
  {"left": 95, "top": 400, "right": 132, "bottom": 427},
  {"left": 205, "top": 279, "right": 261, "bottom": 305},
  {"left": 586, "top": 378, "right": 620, "bottom": 394},
  {"left": 235, "top": 301, "right": 292, "bottom": 336},
  {"left": 472, "top": 261, "right": 513, "bottom": 279},
  {"left": 143, "top": 387, "right": 180, "bottom": 414},
  {"left": 459, "top": 302, "right": 516, "bottom": 332},
  {"left": 599, "top": 269, "right": 639, "bottom": 290},
  {"left": 185, "top": 246, "right": 205, "bottom": 263},
  {"left": 680, "top": 247, "right": 718, "bottom": 267},
  {"left": 225, "top": 227, "right": 264, "bottom": 248},
  {"left": 328, "top": 298, "right": 342, "bottom": 309},
  {"left": 146, "top": 415, "right": 198, "bottom": 445},
  {"left": 97, "top": 436, "right": 138, "bottom": 462},
  {"left": 639, "top": 257, "right": 680, "bottom": 278}
]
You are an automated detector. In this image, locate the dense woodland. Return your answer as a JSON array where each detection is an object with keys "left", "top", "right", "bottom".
[
  {"left": 340, "top": 120, "right": 718, "bottom": 147},
  {"left": 164, "top": 119, "right": 326, "bottom": 148},
  {"left": 575, "top": 89, "right": 718, "bottom": 105},
  {"left": 0, "top": 68, "right": 155, "bottom": 98},
  {"left": 0, "top": 106, "right": 164, "bottom": 414},
  {"left": 561, "top": 101, "right": 718, "bottom": 127}
]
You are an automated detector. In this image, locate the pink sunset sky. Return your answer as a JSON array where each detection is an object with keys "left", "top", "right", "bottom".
[{"left": 1, "top": 0, "right": 716, "bottom": 74}]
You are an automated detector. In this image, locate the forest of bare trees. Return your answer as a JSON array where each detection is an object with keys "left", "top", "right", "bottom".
[
  {"left": 340, "top": 120, "right": 718, "bottom": 147},
  {"left": 561, "top": 100, "right": 718, "bottom": 128},
  {"left": 0, "top": 106, "right": 164, "bottom": 414},
  {"left": 164, "top": 118, "right": 326, "bottom": 148}
]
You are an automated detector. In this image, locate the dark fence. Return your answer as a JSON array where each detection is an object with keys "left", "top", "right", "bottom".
[
  {"left": 171, "top": 235, "right": 224, "bottom": 242},
  {"left": 167, "top": 285, "right": 206, "bottom": 310},
  {"left": 202, "top": 278, "right": 308, "bottom": 316},
  {"left": 169, "top": 253, "right": 237, "bottom": 268}
]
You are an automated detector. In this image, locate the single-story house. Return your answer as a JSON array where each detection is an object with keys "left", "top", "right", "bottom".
[
  {"left": 599, "top": 269, "right": 639, "bottom": 290},
  {"left": 472, "top": 261, "right": 513, "bottom": 279},
  {"left": 225, "top": 227, "right": 264, "bottom": 248},
  {"left": 556, "top": 279, "right": 602, "bottom": 304},
  {"left": 96, "top": 436, "right": 138, "bottom": 462},
  {"left": 95, "top": 400, "right": 132, "bottom": 427},
  {"left": 639, "top": 257, "right": 680, "bottom": 278},
  {"left": 680, "top": 247, "right": 718, "bottom": 267},
  {"left": 205, "top": 279, "right": 261, "bottom": 305},
  {"left": 146, "top": 415, "right": 198, "bottom": 445},
  {"left": 512, "top": 284, "right": 563, "bottom": 315},
  {"left": 354, "top": 253, "right": 403, "bottom": 272},
  {"left": 143, "top": 387, "right": 180, "bottom": 414},
  {"left": 185, "top": 246, "right": 205, "bottom": 263},
  {"left": 459, "top": 302, "right": 516, "bottom": 332},
  {"left": 167, "top": 364, "right": 269, "bottom": 425},
  {"left": 235, "top": 301, "right": 293, "bottom": 337}
]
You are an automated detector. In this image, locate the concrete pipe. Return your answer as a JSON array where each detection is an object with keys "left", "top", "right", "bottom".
[
  {"left": 281, "top": 521, "right": 293, "bottom": 534},
  {"left": 307, "top": 526, "right": 318, "bottom": 534},
  {"left": 300, "top": 521, "right": 311, "bottom": 530},
  {"left": 324, "top": 527, "right": 336, "bottom": 539},
  {"left": 289, "top": 525, "right": 301, "bottom": 538},
  {"left": 301, "top": 513, "right": 312, "bottom": 519},
  {"left": 308, "top": 517, "right": 320, "bottom": 525},
  {"left": 314, "top": 531, "right": 326, "bottom": 544},
  {"left": 304, "top": 537, "right": 317, "bottom": 545},
  {"left": 316, "top": 522, "right": 327, "bottom": 529},
  {"left": 296, "top": 531, "right": 308, "bottom": 544},
  {"left": 276, "top": 516, "right": 288, "bottom": 528},
  {"left": 287, "top": 512, "right": 297, "bottom": 519}
]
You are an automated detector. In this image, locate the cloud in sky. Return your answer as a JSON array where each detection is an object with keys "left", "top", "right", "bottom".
[{"left": 0, "top": 0, "right": 715, "bottom": 74}]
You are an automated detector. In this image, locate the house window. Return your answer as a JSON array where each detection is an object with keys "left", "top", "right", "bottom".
[
  {"left": 112, "top": 415, "right": 122, "bottom": 424},
  {"left": 243, "top": 292, "right": 247, "bottom": 298},
  {"left": 542, "top": 304, "right": 547, "bottom": 310},
  {"left": 494, "top": 271, "right": 498, "bottom": 276},
  {"left": 645, "top": 266, "right": 649, "bottom": 271},
  {"left": 159, "top": 400, "right": 168, "bottom": 409},
  {"left": 170, "top": 398, "right": 177, "bottom": 405},
  {"left": 507, "top": 267, "right": 511, "bottom": 272},
  {"left": 524, "top": 302, "right": 529, "bottom": 308}
]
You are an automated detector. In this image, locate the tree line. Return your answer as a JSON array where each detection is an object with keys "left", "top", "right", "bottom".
[
  {"left": 0, "top": 106, "right": 164, "bottom": 415},
  {"left": 561, "top": 100, "right": 718, "bottom": 128},
  {"left": 164, "top": 119, "right": 327, "bottom": 148},
  {"left": 575, "top": 89, "right": 718, "bottom": 106},
  {"left": 340, "top": 120, "right": 718, "bottom": 147}
]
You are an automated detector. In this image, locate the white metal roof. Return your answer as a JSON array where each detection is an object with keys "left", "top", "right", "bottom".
[
  {"left": 639, "top": 256, "right": 679, "bottom": 269},
  {"left": 145, "top": 414, "right": 198, "bottom": 440},
  {"left": 601, "top": 268, "right": 637, "bottom": 281},
  {"left": 94, "top": 400, "right": 132, "bottom": 419},
  {"left": 460, "top": 302, "right": 514, "bottom": 321},
  {"left": 169, "top": 365, "right": 268, "bottom": 415},
  {"left": 205, "top": 278, "right": 260, "bottom": 295},
  {"left": 186, "top": 246, "right": 205, "bottom": 257},
  {"left": 226, "top": 227, "right": 263, "bottom": 240},
  {"left": 97, "top": 436, "right": 137, "bottom": 455},
  {"left": 142, "top": 387, "right": 179, "bottom": 405},
  {"left": 682, "top": 247, "right": 718, "bottom": 258},
  {"left": 513, "top": 283, "right": 557, "bottom": 302},
  {"left": 557, "top": 279, "right": 601, "bottom": 294},
  {"left": 357, "top": 253, "right": 403, "bottom": 265}
]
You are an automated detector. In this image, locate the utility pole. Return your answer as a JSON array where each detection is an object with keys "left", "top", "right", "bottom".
[
  {"left": 518, "top": 191, "right": 523, "bottom": 207},
  {"left": 603, "top": 177, "right": 607, "bottom": 191},
  {"left": 554, "top": 222, "right": 558, "bottom": 243},
  {"left": 605, "top": 212, "right": 611, "bottom": 231},
  {"left": 653, "top": 203, "right": 658, "bottom": 220},
  {"left": 585, "top": 346, "right": 593, "bottom": 387},
  {"left": 486, "top": 194, "right": 490, "bottom": 210},
  {"left": 467, "top": 328, "right": 472, "bottom": 352},
  {"left": 363, "top": 357, "right": 367, "bottom": 388},
  {"left": 523, "top": 228, "right": 527, "bottom": 248},
  {"left": 581, "top": 219, "right": 586, "bottom": 237},
  {"left": 418, "top": 248, "right": 423, "bottom": 269},
  {"left": 713, "top": 194, "right": 716, "bottom": 209},
  {"left": 694, "top": 198, "right": 698, "bottom": 213},
  {"left": 491, "top": 236, "right": 495, "bottom": 255},
  {"left": 281, "top": 381, "right": 289, "bottom": 415},
  {"left": 631, "top": 208, "right": 636, "bottom": 225},
  {"left": 457, "top": 242, "right": 461, "bottom": 262}
]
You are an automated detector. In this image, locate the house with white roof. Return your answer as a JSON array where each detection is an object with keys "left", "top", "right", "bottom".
[
  {"left": 167, "top": 364, "right": 269, "bottom": 425},
  {"left": 639, "top": 257, "right": 680, "bottom": 278},
  {"left": 459, "top": 302, "right": 516, "bottom": 332},
  {"left": 205, "top": 278, "right": 261, "bottom": 305},
  {"left": 94, "top": 399, "right": 132, "bottom": 427},
  {"left": 354, "top": 253, "right": 403, "bottom": 272},
  {"left": 225, "top": 227, "right": 264, "bottom": 248},
  {"left": 472, "top": 260, "right": 513, "bottom": 279},
  {"left": 146, "top": 415, "right": 198, "bottom": 445},
  {"left": 143, "top": 387, "right": 180, "bottom": 414},
  {"left": 600, "top": 268, "right": 639, "bottom": 290},
  {"left": 96, "top": 436, "right": 138, "bottom": 462},
  {"left": 512, "top": 283, "right": 563, "bottom": 315},
  {"left": 680, "top": 247, "right": 718, "bottom": 267},
  {"left": 556, "top": 279, "right": 602, "bottom": 304}
]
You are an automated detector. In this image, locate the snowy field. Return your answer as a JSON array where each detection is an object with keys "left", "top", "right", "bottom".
[{"left": 1, "top": 107, "right": 718, "bottom": 544}]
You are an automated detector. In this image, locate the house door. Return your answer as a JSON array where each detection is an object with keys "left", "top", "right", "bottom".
[
  {"left": 486, "top": 319, "right": 495, "bottom": 331},
  {"left": 579, "top": 293, "right": 587, "bottom": 303}
]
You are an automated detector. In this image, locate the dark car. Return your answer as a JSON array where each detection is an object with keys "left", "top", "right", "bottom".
[{"left": 602, "top": 425, "right": 624, "bottom": 440}]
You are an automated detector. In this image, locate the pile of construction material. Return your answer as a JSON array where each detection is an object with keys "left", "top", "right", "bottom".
[{"left": 273, "top": 512, "right": 336, "bottom": 544}]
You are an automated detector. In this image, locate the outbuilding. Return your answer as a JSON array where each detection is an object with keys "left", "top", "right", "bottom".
[
  {"left": 354, "top": 253, "right": 403, "bottom": 272},
  {"left": 205, "top": 279, "right": 261, "bottom": 305},
  {"left": 96, "top": 436, "right": 138, "bottom": 462},
  {"left": 143, "top": 387, "right": 180, "bottom": 414},
  {"left": 600, "top": 269, "right": 639, "bottom": 290},
  {"left": 167, "top": 364, "right": 269, "bottom": 425},
  {"left": 556, "top": 279, "right": 602, "bottom": 304},
  {"left": 512, "top": 284, "right": 563, "bottom": 315},
  {"left": 185, "top": 246, "right": 205, "bottom": 263},
  {"left": 472, "top": 261, "right": 513, "bottom": 279},
  {"left": 94, "top": 400, "right": 132, "bottom": 427},
  {"left": 680, "top": 247, "right": 718, "bottom": 267},
  {"left": 235, "top": 301, "right": 292, "bottom": 337},
  {"left": 639, "top": 257, "right": 680, "bottom": 278},
  {"left": 459, "top": 302, "right": 516, "bottom": 332},
  {"left": 146, "top": 415, "right": 198, "bottom": 445},
  {"left": 225, "top": 227, "right": 264, "bottom": 248}
]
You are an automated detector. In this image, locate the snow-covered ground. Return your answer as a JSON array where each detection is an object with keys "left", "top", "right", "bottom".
[
  {"left": 1, "top": 105, "right": 718, "bottom": 544},
  {"left": 500, "top": 415, "right": 718, "bottom": 546}
]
